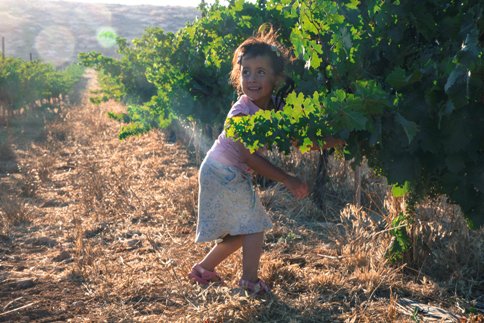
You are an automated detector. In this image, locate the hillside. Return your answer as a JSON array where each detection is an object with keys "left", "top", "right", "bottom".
[{"left": 0, "top": 0, "right": 199, "bottom": 66}]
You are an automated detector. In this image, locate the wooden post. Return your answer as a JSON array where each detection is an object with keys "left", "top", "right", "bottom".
[
  {"left": 354, "top": 164, "right": 362, "bottom": 207},
  {"left": 2, "top": 37, "right": 5, "bottom": 59},
  {"left": 30, "top": 53, "right": 32, "bottom": 62},
  {"left": 312, "top": 150, "right": 330, "bottom": 208}
]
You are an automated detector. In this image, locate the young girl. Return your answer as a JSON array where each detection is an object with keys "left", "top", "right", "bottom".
[{"left": 188, "top": 26, "right": 309, "bottom": 295}]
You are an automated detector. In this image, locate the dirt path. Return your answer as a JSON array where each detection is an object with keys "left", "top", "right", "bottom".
[
  {"left": 0, "top": 70, "right": 480, "bottom": 322},
  {"left": 0, "top": 70, "right": 201, "bottom": 321}
]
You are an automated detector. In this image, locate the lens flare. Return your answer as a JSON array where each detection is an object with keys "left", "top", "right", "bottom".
[
  {"left": 96, "top": 27, "right": 118, "bottom": 48},
  {"left": 34, "top": 25, "right": 76, "bottom": 66}
]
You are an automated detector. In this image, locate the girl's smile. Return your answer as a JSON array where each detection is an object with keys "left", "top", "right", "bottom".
[{"left": 240, "top": 55, "right": 280, "bottom": 110}]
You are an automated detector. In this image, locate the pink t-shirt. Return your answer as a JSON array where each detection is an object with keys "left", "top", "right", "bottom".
[{"left": 205, "top": 95, "right": 261, "bottom": 172}]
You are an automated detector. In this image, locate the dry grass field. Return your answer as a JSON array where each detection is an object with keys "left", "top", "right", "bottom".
[{"left": 0, "top": 70, "right": 483, "bottom": 322}]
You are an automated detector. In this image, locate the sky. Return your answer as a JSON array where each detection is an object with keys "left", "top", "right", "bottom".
[{"left": 48, "top": 0, "right": 226, "bottom": 7}]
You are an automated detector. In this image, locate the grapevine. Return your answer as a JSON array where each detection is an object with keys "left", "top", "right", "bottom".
[
  {"left": 0, "top": 57, "right": 84, "bottom": 115},
  {"left": 78, "top": 0, "right": 484, "bottom": 227}
]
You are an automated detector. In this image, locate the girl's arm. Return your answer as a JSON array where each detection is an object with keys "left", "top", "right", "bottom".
[
  {"left": 238, "top": 142, "right": 309, "bottom": 200},
  {"left": 230, "top": 113, "right": 309, "bottom": 199}
]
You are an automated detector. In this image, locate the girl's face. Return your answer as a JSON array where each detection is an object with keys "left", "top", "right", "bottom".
[{"left": 240, "top": 55, "right": 280, "bottom": 110}]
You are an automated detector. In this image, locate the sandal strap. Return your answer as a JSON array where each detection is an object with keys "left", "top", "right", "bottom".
[
  {"left": 239, "top": 278, "right": 270, "bottom": 295},
  {"left": 195, "top": 264, "right": 219, "bottom": 280},
  {"left": 189, "top": 264, "right": 221, "bottom": 285}
]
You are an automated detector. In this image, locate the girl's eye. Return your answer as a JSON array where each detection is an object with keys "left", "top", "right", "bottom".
[
  {"left": 242, "top": 69, "right": 250, "bottom": 76},
  {"left": 258, "top": 70, "right": 266, "bottom": 76}
]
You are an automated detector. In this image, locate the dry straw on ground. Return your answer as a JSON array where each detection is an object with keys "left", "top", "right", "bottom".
[{"left": 0, "top": 70, "right": 482, "bottom": 322}]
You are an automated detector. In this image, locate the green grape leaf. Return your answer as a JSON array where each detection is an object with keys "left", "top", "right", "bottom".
[
  {"left": 233, "top": 0, "right": 244, "bottom": 11},
  {"left": 391, "top": 181, "right": 410, "bottom": 197},
  {"left": 341, "top": 110, "right": 368, "bottom": 131},
  {"left": 299, "top": 137, "right": 314, "bottom": 154},
  {"left": 346, "top": 0, "right": 360, "bottom": 10},
  {"left": 386, "top": 67, "right": 407, "bottom": 89},
  {"left": 444, "top": 65, "right": 466, "bottom": 93},
  {"left": 310, "top": 51, "right": 323, "bottom": 69},
  {"left": 395, "top": 113, "right": 418, "bottom": 144}
]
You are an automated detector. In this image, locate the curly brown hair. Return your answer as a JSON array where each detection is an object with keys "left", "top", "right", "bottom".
[{"left": 229, "top": 24, "right": 292, "bottom": 97}]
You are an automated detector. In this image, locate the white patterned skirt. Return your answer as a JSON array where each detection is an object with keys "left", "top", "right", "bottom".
[{"left": 195, "top": 157, "right": 272, "bottom": 243}]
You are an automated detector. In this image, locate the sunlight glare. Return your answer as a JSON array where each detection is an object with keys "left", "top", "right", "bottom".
[{"left": 97, "top": 27, "right": 118, "bottom": 48}]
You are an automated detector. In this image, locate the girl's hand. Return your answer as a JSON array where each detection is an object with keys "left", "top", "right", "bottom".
[
  {"left": 283, "top": 175, "right": 309, "bottom": 200},
  {"left": 242, "top": 147, "right": 309, "bottom": 199}
]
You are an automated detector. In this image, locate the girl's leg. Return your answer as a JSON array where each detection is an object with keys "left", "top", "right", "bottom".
[
  {"left": 241, "top": 231, "right": 264, "bottom": 282},
  {"left": 198, "top": 235, "right": 243, "bottom": 271}
]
